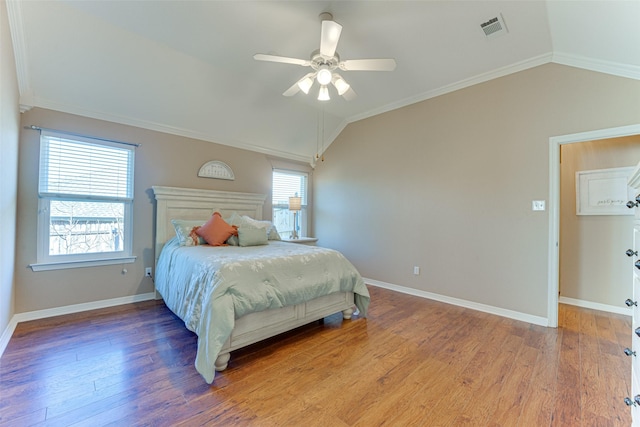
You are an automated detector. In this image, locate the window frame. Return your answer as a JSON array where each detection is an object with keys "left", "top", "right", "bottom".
[
  {"left": 30, "top": 132, "right": 136, "bottom": 271},
  {"left": 272, "top": 169, "right": 309, "bottom": 238}
]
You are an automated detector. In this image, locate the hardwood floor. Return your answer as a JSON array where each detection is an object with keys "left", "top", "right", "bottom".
[{"left": 0, "top": 286, "right": 632, "bottom": 426}]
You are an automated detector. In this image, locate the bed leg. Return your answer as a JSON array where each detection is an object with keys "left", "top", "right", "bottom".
[
  {"left": 215, "top": 352, "right": 231, "bottom": 371},
  {"left": 342, "top": 308, "right": 354, "bottom": 320}
]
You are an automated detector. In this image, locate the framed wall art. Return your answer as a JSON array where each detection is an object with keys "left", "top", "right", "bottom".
[{"left": 576, "top": 166, "right": 635, "bottom": 215}]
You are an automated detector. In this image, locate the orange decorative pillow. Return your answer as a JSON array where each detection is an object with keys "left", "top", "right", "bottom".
[{"left": 196, "top": 212, "right": 238, "bottom": 246}]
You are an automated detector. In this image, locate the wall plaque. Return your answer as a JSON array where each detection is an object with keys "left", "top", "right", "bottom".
[{"left": 198, "top": 161, "right": 235, "bottom": 181}]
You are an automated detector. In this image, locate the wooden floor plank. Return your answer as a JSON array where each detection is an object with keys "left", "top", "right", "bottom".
[
  {"left": 487, "top": 343, "right": 539, "bottom": 427},
  {"left": 596, "top": 311, "right": 624, "bottom": 356},
  {"left": 516, "top": 326, "right": 563, "bottom": 427},
  {"left": 0, "top": 286, "right": 632, "bottom": 426},
  {"left": 579, "top": 309, "right": 607, "bottom": 427},
  {"left": 425, "top": 320, "right": 521, "bottom": 426},
  {"left": 450, "top": 332, "right": 524, "bottom": 426},
  {"left": 552, "top": 322, "right": 583, "bottom": 425}
]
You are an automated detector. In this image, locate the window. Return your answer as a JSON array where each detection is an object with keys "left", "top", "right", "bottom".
[
  {"left": 272, "top": 169, "right": 308, "bottom": 238},
  {"left": 32, "top": 131, "right": 136, "bottom": 271}
]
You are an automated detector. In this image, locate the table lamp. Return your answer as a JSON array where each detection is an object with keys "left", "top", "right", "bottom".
[{"left": 288, "top": 196, "right": 302, "bottom": 239}]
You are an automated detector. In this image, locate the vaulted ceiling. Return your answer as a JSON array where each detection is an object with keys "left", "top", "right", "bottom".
[{"left": 7, "top": 1, "right": 640, "bottom": 164}]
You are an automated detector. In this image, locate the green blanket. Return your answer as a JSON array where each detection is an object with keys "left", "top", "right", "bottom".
[{"left": 155, "top": 238, "right": 370, "bottom": 383}]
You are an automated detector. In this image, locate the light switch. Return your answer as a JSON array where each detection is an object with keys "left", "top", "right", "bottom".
[{"left": 532, "top": 200, "right": 545, "bottom": 211}]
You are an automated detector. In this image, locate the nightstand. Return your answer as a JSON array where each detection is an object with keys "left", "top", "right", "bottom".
[{"left": 281, "top": 237, "right": 318, "bottom": 246}]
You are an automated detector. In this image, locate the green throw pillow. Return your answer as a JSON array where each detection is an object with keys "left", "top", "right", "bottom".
[{"left": 238, "top": 227, "right": 268, "bottom": 247}]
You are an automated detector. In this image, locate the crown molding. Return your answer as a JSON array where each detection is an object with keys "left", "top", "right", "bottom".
[
  {"left": 319, "top": 52, "right": 639, "bottom": 159},
  {"left": 346, "top": 52, "right": 554, "bottom": 126},
  {"left": 13, "top": 47, "right": 637, "bottom": 165},
  {"left": 320, "top": 53, "right": 553, "bottom": 158},
  {"left": 26, "top": 97, "right": 313, "bottom": 165},
  {"left": 551, "top": 52, "right": 640, "bottom": 81},
  {"left": 5, "top": 0, "right": 31, "bottom": 97}
]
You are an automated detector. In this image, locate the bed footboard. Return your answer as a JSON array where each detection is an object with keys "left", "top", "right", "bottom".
[{"left": 214, "top": 291, "right": 355, "bottom": 371}]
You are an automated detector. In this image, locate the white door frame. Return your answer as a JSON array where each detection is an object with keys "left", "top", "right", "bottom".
[{"left": 548, "top": 124, "right": 640, "bottom": 327}]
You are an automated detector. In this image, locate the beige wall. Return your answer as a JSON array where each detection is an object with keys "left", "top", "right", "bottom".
[
  {"left": 8, "top": 62, "right": 640, "bottom": 321},
  {"left": 314, "top": 63, "right": 640, "bottom": 319},
  {"left": 560, "top": 136, "right": 640, "bottom": 306},
  {"left": 15, "top": 108, "right": 309, "bottom": 313},
  {"left": 0, "top": 0, "right": 20, "bottom": 340}
]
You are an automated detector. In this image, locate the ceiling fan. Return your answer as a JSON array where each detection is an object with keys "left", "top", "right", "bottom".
[{"left": 254, "top": 12, "right": 396, "bottom": 101}]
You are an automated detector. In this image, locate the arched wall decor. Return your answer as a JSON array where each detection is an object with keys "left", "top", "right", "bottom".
[{"left": 197, "top": 161, "right": 235, "bottom": 181}]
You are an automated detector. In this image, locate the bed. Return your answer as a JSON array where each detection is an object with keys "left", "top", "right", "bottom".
[{"left": 152, "top": 186, "right": 370, "bottom": 383}]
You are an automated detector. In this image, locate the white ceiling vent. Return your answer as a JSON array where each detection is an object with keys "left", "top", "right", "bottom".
[{"left": 480, "top": 14, "right": 508, "bottom": 39}]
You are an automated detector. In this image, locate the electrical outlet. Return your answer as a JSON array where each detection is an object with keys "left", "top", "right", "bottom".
[
  {"left": 145, "top": 267, "right": 152, "bottom": 277},
  {"left": 413, "top": 266, "right": 420, "bottom": 275},
  {"left": 532, "top": 200, "right": 545, "bottom": 211}
]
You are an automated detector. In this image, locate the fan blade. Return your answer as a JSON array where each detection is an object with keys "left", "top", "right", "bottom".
[
  {"left": 339, "top": 58, "right": 396, "bottom": 71},
  {"left": 283, "top": 82, "right": 300, "bottom": 97},
  {"left": 254, "top": 54, "right": 310, "bottom": 67},
  {"left": 283, "top": 72, "right": 316, "bottom": 97},
  {"left": 342, "top": 87, "right": 357, "bottom": 101},
  {"left": 320, "top": 20, "right": 342, "bottom": 57}
]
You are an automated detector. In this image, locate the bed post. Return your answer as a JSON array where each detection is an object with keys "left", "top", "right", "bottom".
[{"left": 215, "top": 353, "right": 231, "bottom": 371}]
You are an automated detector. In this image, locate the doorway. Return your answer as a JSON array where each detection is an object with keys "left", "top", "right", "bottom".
[{"left": 548, "top": 124, "right": 640, "bottom": 327}]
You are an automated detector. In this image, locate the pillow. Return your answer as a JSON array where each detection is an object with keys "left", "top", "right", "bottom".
[
  {"left": 240, "top": 215, "right": 281, "bottom": 241},
  {"left": 223, "top": 212, "right": 247, "bottom": 246},
  {"left": 225, "top": 212, "right": 280, "bottom": 240},
  {"left": 238, "top": 226, "right": 268, "bottom": 247},
  {"left": 171, "top": 219, "right": 207, "bottom": 246},
  {"left": 225, "top": 211, "right": 243, "bottom": 226},
  {"left": 196, "top": 212, "right": 238, "bottom": 246},
  {"left": 268, "top": 226, "right": 281, "bottom": 241},
  {"left": 226, "top": 234, "right": 239, "bottom": 246}
]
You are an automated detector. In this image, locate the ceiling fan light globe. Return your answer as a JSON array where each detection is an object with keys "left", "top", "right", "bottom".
[
  {"left": 318, "top": 86, "right": 330, "bottom": 101},
  {"left": 333, "top": 77, "right": 350, "bottom": 96},
  {"left": 317, "top": 68, "right": 332, "bottom": 85}
]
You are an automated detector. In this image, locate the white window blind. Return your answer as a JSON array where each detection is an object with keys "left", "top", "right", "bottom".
[
  {"left": 272, "top": 169, "right": 309, "bottom": 238},
  {"left": 272, "top": 170, "right": 307, "bottom": 205},
  {"left": 39, "top": 132, "right": 134, "bottom": 201}
]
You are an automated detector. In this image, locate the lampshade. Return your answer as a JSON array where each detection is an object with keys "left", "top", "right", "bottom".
[
  {"left": 288, "top": 196, "right": 302, "bottom": 211},
  {"left": 317, "top": 85, "right": 330, "bottom": 101},
  {"left": 316, "top": 66, "right": 332, "bottom": 85},
  {"left": 332, "top": 76, "right": 350, "bottom": 96}
]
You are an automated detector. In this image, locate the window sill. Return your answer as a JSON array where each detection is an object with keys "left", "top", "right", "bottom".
[{"left": 29, "top": 256, "right": 137, "bottom": 272}]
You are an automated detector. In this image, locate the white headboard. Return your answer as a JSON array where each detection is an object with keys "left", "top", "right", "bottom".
[{"left": 152, "top": 186, "right": 266, "bottom": 263}]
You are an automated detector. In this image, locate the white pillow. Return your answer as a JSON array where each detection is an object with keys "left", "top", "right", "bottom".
[
  {"left": 241, "top": 215, "right": 281, "bottom": 240},
  {"left": 225, "top": 212, "right": 244, "bottom": 227},
  {"left": 225, "top": 212, "right": 281, "bottom": 241}
]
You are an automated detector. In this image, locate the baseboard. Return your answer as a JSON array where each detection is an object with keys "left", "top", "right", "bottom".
[
  {"left": 364, "top": 278, "right": 549, "bottom": 327},
  {"left": 0, "top": 292, "right": 156, "bottom": 358},
  {"left": 0, "top": 317, "right": 19, "bottom": 359},
  {"left": 559, "top": 296, "right": 632, "bottom": 316}
]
